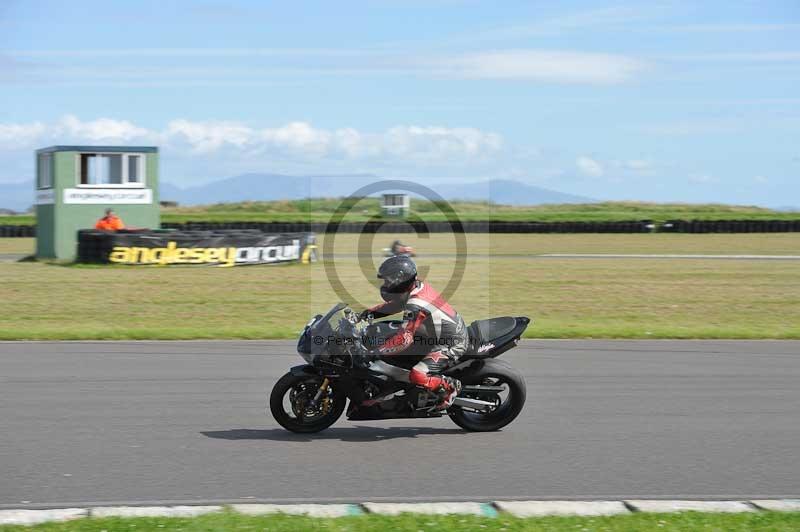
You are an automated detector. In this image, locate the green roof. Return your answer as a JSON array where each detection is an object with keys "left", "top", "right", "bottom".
[{"left": 36, "top": 145, "right": 158, "bottom": 154}]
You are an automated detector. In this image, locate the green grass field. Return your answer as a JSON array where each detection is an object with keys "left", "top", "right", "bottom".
[
  {"left": 2, "top": 510, "right": 800, "bottom": 532},
  {"left": 2, "top": 199, "right": 799, "bottom": 225},
  {"left": 0, "top": 238, "right": 33, "bottom": 254},
  {"left": 1, "top": 234, "right": 798, "bottom": 340}
]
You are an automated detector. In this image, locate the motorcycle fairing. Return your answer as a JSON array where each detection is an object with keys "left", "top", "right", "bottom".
[{"left": 368, "top": 359, "right": 411, "bottom": 382}]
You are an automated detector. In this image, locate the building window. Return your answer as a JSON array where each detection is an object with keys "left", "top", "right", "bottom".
[
  {"left": 37, "top": 153, "right": 53, "bottom": 189},
  {"left": 128, "top": 154, "right": 142, "bottom": 183},
  {"left": 383, "top": 194, "right": 407, "bottom": 207},
  {"left": 78, "top": 153, "right": 145, "bottom": 187}
]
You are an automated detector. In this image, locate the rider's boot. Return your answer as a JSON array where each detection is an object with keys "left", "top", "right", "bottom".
[
  {"left": 409, "top": 362, "right": 461, "bottom": 411},
  {"left": 434, "top": 375, "right": 462, "bottom": 410}
]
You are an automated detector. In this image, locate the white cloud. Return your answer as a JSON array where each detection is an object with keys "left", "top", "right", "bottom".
[
  {"left": 640, "top": 120, "right": 740, "bottom": 136},
  {"left": 260, "top": 121, "right": 336, "bottom": 157},
  {"left": 625, "top": 159, "right": 652, "bottom": 171},
  {"left": 434, "top": 5, "right": 667, "bottom": 43},
  {"left": 576, "top": 156, "right": 604, "bottom": 177},
  {"left": 0, "top": 121, "right": 48, "bottom": 149},
  {"left": 664, "top": 51, "right": 800, "bottom": 63},
  {"left": 603, "top": 159, "right": 655, "bottom": 178},
  {"left": 436, "top": 50, "right": 644, "bottom": 84},
  {"left": 0, "top": 115, "right": 150, "bottom": 149},
  {"left": 6, "top": 48, "right": 380, "bottom": 58},
  {"left": 165, "top": 119, "right": 262, "bottom": 154},
  {"left": 57, "top": 115, "right": 150, "bottom": 142},
  {"left": 0, "top": 115, "right": 504, "bottom": 165},
  {"left": 383, "top": 126, "right": 503, "bottom": 161},
  {"left": 662, "top": 23, "right": 800, "bottom": 33},
  {"left": 689, "top": 173, "right": 718, "bottom": 184},
  {"left": 754, "top": 175, "right": 768, "bottom": 184},
  {"left": 5, "top": 48, "right": 646, "bottom": 86}
]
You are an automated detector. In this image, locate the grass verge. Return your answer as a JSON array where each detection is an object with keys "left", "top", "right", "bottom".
[
  {"left": 2, "top": 234, "right": 799, "bottom": 340},
  {"left": 1, "top": 253, "right": 798, "bottom": 340},
  {"left": 2, "top": 510, "right": 800, "bottom": 531},
  {"left": 0, "top": 238, "right": 33, "bottom": 254}
]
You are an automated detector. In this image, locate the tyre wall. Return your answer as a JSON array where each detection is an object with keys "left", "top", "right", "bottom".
[{"left": 4, "top": 219, "right": 800, "bottom": 236}]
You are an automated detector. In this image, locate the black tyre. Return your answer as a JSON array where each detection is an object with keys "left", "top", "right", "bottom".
[
  {"left": 269, "top": 372, "right": 346, "bottom": 433},
  {"left": 448, "top": 359, "right": 526, "bottom": 432}
]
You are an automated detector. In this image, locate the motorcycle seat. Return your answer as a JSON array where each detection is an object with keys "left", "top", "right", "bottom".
[{"left": 467, "top": 317, "right": 518, "bottom": 347}]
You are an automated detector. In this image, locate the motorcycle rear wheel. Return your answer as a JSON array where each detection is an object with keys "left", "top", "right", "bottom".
[
  {"left": 269, "top": 372, "right": 346, "bottom": 433},
  {"left": 448, "top": 359, "right": 526, "bottom": 432}
]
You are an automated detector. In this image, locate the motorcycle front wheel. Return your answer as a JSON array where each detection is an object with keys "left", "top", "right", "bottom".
[
  {"left": 269, "top": 372, "right": 346, "bottom": 433},
  {"left": 448, "top": 359, "right": 526, "bottom": 432}
]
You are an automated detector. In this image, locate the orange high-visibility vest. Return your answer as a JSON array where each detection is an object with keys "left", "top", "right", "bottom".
[{"left": 95, "top": 215, "right": 125, "bottom": 231}]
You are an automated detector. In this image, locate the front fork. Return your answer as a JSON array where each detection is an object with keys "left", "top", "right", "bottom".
[{"left": 307, "top": 377, "right": 330, "bottom": 409}]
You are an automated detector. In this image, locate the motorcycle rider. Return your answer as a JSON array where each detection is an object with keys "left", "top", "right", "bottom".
[
  {"left": 390, "top": 240, "right": 415, "bottom": 256},
  {"left": 360, "top": 255, "right": 466, "bottom": 410}
]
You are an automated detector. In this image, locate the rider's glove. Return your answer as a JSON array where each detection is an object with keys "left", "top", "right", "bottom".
[
  {"left": 352, "top": 337, "right": 377, "bottom": 369},
  {"left": 358, "top": 309, "right": 372, "bottom": 321}
]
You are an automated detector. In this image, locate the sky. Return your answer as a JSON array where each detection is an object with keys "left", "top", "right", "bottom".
[{"left": 0, "top": 0, "right": 798, "bottom": 206}]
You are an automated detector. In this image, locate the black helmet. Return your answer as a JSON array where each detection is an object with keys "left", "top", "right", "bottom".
[{"left": 377, "top": 255, "right": 417, "bottom": 302}]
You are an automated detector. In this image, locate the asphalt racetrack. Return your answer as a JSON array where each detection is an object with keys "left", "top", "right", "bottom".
[{"left": 1, "top": 340, "right": 798, "bottom": 508}]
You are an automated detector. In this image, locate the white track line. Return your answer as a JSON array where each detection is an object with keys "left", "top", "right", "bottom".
[
  {"left": 363, "top": 502, "right": 489, "bottom": 516},
  {"left": 2, "top": 499, "right": 799, "bottom": 525},
  {"left": 231, "top": 503, "right": 359, "bottom": 517},
  {"left": 0, "top": 508, "right": 87, "bottom": 526},
  {"left": 90, "top": 505, "right": 222, "bottom": 518},
  {"left": 625, "top": 500, "right": 755, "bottom": 513},
  {"left": 750, "top": 500, "right": 800, "bottom": 512},
  {"left": 495, "top": 500, "right": 630, "bottom": 517}
]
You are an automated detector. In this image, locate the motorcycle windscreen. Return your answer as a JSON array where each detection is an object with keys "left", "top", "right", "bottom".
[{"left": 308, "top": 303, "right": 347, "bottom": 357}]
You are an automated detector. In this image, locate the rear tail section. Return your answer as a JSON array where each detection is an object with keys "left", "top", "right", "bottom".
[{"left": 465, "top": 316, "right": 531, "bottom": 359}]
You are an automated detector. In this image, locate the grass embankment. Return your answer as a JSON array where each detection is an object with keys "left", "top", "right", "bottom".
[
  {"left": 2, "top": 200, "right": 799, "bottom": 225},
  {"left": 4, "top": 233, "right": 800, "bottom": 257},
  {"left": 0, "top": 214, "right": 33, "bottom": 225},
  {"left": 2, "top": 511, "right": 800, "bottom": 532},
  {"left": 1, "top": 234, "right": 798, "bottom": 340}
]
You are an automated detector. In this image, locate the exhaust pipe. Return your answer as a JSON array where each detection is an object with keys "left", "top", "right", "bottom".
[
  {"left": 462, "top": 385, "right": 505, "bottom": 393},
  {"left": 452, "top": 396, "right": 496, "bottom": 411}
]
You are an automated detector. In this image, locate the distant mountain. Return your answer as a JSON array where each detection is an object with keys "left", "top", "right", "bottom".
[
  {"left": 159, "top": 173, "right": 593, "bottom": 206},
  {"left": 0, "top": 174, "right": 593, "bottom": 212},
  {"left": 431, "top": 179, "right": 591, "bottom": 205},
  {"left": 160, "top": 173, "right": 381, "bottom": 205},
  {"left": 0, "top": 181, "right": 34, "bottom": 212}
]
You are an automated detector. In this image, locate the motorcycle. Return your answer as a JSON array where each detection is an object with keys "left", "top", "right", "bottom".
[
  {"left": 269, "top": 303, "right": 530, "bottom": 433},
  {"left": 383, "top": 240, "right": 416, "bottom": 257}
]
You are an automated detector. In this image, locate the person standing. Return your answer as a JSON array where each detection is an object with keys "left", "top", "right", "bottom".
[{"left": 94, "top": 208, "right": 126, "bottom": 231}]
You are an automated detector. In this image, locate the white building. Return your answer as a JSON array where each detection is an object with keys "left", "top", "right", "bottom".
[{"left": 381, "top": 193, "right": 410, "bottom": 217}]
